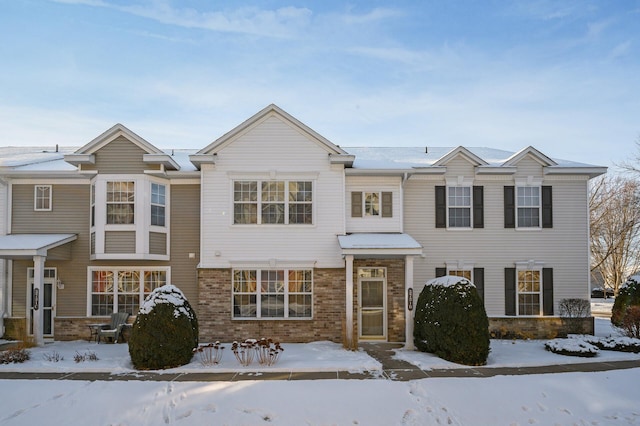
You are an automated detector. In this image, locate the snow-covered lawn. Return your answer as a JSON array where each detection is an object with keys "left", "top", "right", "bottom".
[{"left": 1, "top": 318, "right": 639, "bottom": 425}]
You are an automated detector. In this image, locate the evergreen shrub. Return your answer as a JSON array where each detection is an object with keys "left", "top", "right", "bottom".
[
  {"left": 611, "top": 277, "right": 640, "bottom": 334},
  {"left": 129, "top": 284, "right": 199, "bottom": 370},
  {"left": 413, "top": 276, "right": 490, "bottom": 366}
]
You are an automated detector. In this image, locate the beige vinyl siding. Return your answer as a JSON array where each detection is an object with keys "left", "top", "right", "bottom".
[
  {"left": 443, "top": 156, "right": 476, "bottom": 177},
  {"left": 11, "top": 184, "right": 90, "bottom": 317},
  {"left": 168, "top": 184, "right": 200, "bottom": 304},
  {"left": 105, "top": 231, "right": 136, "bottom": 253},
  {"left": 345, "top": 176, "right": 402, "bottom": 233},
  {"left": 10, "top": 183, "right": 201, "bottom": 318},
  {"left": 404, "top": 174, "right": 591, "bottom": 317},
  {"left": 93, "top": 136, "right": 148, "bottom": 174},
  {"left": 149, "top": 232, "right": 167, "bottom": 255},
  {"left": 514, "top": 155, "right": 544, "bottom": 178},
  {"left": 199, "top": 115, "right": 345, "bottom": 269}
]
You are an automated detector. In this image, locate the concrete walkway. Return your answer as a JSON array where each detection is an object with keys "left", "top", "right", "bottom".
[{"left": 1, "top": 342, "right": 639, "bottom": 382}]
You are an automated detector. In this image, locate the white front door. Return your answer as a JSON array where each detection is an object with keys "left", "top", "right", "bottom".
[
  {"left": 358, "top": 268, "right": 387, "bottom": 340},
  {"left": 28, "top": 268, "right": 56, "bottom": 337}
]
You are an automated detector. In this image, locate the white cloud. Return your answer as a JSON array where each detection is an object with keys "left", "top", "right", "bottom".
[
  {"left": 51, "top": 0, "right": 312, "bottom": 38},
  {"left": 339, "top": 7, "right": 403, "bottom": 24}
]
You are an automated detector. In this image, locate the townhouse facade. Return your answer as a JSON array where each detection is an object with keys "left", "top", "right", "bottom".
[{"left": 0, "top": 105, "right": 606, "bottom": 347}]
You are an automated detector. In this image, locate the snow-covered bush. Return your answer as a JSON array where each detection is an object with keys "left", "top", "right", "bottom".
[
  {"left": 0, "top": 348, "right": 30, "bottom": 364},
  {"left": 544, "top": 339, "right": 599, "bottom": 357},
  {"left": 413, "top": 276, "right": 490, "bottom": 366},
  {"left": 611, "top": 276, "right": 640, "bottom": 337},
  {"left": 575, "top": 334, "right": 640, "bottom": 353},
  {"left": 129, "top": 284, "right": 199, "bottom": 370}
]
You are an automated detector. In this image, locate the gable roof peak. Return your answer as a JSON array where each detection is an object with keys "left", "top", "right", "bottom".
[
  {"left": 73, "top": 123, "right": 163, "bottom": 156},
  {"left": 503, "top": 146, "right": 558, "bottom": 167},
  {"left": 196, "top": 104, "right": 347, "bottom": 156},
  {"left": 432, "top": 146, "right": 489, "bottom": 167}
]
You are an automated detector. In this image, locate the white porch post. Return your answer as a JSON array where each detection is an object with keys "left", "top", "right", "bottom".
[
  {"left": 404, "top": 255, "right": 415, "bottom": 350},
  {"left": 345, "top": 254, "right": 354, "bottom": 346},
  {"left": 33, "top": 255, "right": 45, "bottom": 347}
]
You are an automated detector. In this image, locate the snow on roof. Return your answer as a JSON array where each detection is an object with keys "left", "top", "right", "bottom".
[
  {"left": 338, "top": 233, "right": 422, "bottom": 250},
  {"left": 0, "top": 234, "right": 77, "bottom": 251},
  {"left": 425, "top": 275, "right": 476, "bottom": 287},
  {"left": 343, "top": 146, "right": 599, "bottom": 169}
]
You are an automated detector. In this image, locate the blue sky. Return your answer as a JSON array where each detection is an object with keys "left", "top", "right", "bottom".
[{"left": 1, "top": 0, "right": 638, "bottom": 168}]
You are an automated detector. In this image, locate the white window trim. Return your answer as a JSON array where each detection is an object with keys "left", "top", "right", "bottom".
[
  {"left": 445, "top": 260, "right": 475, "bottom": 281},
  {"left": 446, "top": 185, "right": 472, "bottom": 229},
  {"left": 231, "top": 179, "right": 315, "bottom": 226},
  {"left": 231, "top": 268, "right": 313, "bottom": 320},
  {"left": 34, "top": 185, "right": 52, "bottom": 211},
  {"left": 86, "top": 266, "right": 171, "bottom": 317},
  {"left": 515, "top": 177, "right": 543, "bottom": 230},
  {"left": 515, "top": 265, "right": 543, "bottom": 316},
  {"left": 90, "top": 175, "right": 170, "bottom": 259}
]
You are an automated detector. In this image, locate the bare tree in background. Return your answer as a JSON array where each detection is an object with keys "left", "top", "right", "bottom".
[
  {"left": 590, "top": 175, "right": 640, "bottom": 295},
  {"left": 619, "top": 138, "right": 640, "bottom": 174}
]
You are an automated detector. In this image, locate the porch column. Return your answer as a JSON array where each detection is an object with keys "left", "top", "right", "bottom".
[
  {"left": 404, "top": 255, "right": 415, "bottom": 350},
  {"left": 33, "top": 255, "right": 45, "bottom": 347},
  {"left": 345, "top": 254, "right": 354, "bottom": 347}
]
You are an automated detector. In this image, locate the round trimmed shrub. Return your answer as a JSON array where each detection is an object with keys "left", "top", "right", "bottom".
[
  {"left": 413, "top": 276, "right": 490, "bottom": 366},
  {"left": 128, "top": 284, "right": 198, "bottom": 370}
]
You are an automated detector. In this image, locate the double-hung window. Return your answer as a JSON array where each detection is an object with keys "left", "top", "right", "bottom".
[
  {"left": 448, "top": 269, "right": 472, "bottom": 281},
  {"left": 233, "top": 180, "right": 313, "bottom": 225},
  {"left": 151, "top": 183, "right": 166, "bottom": 226},
  {"left": 517, "top": 269, "right": 541, "bottom": 315},
  {"left": 232, "top": 269, "right": 313, "bottom": 319},
  {"left": 447, "top": 186, "right": 471, "bottom": 228},
  {"left": 517, "top": 186, "right": 540, "bottom": 228},
  {"left": 106, "top": 181, "right": 135, "bottom": 224},
  {"left": 34, "top": 185, "right": 52, "bottom": 211},
  {"left": 90, "top": 268, "right": 168, "bottom": 316},
  {"left": 351, "top": 191, "right": 393, "bottom": 218}
]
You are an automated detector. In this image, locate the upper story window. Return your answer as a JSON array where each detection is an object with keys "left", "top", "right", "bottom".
[
  {"left": 517, "top": 186, "right": 540, "bottom": 228},
  {"left": 106, "top": 181, "right": 135, "bottom": 224},
  {"left": 504, "top": 185, "right": 552, "bottom": 229},
  {"left": 436, "top": 186, "right": 483, "bottom": 229},
  {"left": 34, "top": 185, "right": 51, "bottom": 211},
  {"left": 233, "top": 180, "right": 313, "bottom": 225},
  {"left": 151, "top": 183, "right": 166, "bottom": 227},
  {"left": 448, "top": 186, "right": 471, "bottom": 228},
  {"left": 351, "top": 191, "right": 393, "bottom": 218}
]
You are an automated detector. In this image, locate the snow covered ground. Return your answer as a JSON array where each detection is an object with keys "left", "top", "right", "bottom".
[{"left": 1, "top": 317, "right": 639, "bottom": 425}]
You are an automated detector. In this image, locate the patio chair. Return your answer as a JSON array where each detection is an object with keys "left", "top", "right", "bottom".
[{"left": 97, "top": 312, "right": 130, "bottom": 343}]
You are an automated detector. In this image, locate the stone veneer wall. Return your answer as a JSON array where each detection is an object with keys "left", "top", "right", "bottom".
[
  {"left": 197, "top": 268, "right": 347, "bottom": 343},
  {"left": 353, "top": 258, "right": 406, "bottom": 343},
  {"left": 489, "top": 317, "right": 594, "bottom": 339}
]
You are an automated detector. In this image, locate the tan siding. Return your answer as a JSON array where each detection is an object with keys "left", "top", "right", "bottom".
[
  {"left": 105, "top": 231, "right": 136, "bottom": 253},
  {"left": 149, "top": 231, "right": 167, "bottom": 255},
  {"left": 11, "top": 184, "right": 90, "bottom": 318},
  {"left": 169, "top": 184, "right": 200, "bottom": 305},
  {"left": 94, "top": 136, "right": 148, "bottom": 174}
]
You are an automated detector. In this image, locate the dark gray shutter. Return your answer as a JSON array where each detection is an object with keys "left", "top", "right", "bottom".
[
  {"left": 473, "top": 268, "right": 484, "bottom": 300},
  {"left": 473, "top": 186, "right": 484, "bottom": 229},
  {"left": 435, "top": 267, "right": 446, "bottom": 278},
  {"left": 381, "top": 192, "right": 393, "bottom": 218},
  {"left": 543, "top": 268, "right": 554, "bottom": 315},
  {"left": 351, "top": 192, "right": 362, "bottom": 218},
  {"left": 504, "top": 186, "right": 515, "bottom": 228},
  {"left": 542, "top": 186, "right": 553, "bottom": 228},
  {"left": 505, "top": 268, "right": 516, "bottom": 316},
  {"left": 435, "top": 186, "right": 446, "bottom": 228}
]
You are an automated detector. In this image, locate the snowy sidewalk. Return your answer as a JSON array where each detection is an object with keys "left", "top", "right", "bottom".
[{"left": 1, "top": 342, "right": 639, "bottom": 382}]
